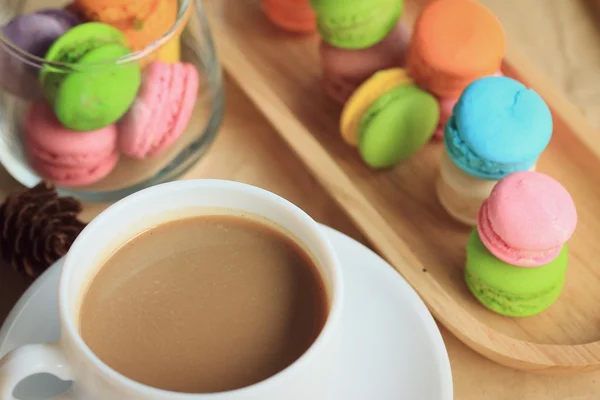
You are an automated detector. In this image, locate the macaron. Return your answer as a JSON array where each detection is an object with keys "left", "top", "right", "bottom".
[
  {"left": 341, "top": 68, "right": 412, "bottom": 146},
  {"left": 72, "top": 0, "right": 158, "bottom": 28},
  {"left": 146, "top": 0, "right": 191, "bottom": 67},
  {"left": 465, "top": 229, "right": 568, "bottom": 317},
  {"left": 24, "top": 102, "right": 119, "bottom": 187},
  {"left": 71, "top": 0, "right": 181, "bottom": 66},
  {"left": 310, "top": 0, "right": 404, "bottom": 49},
  {"left": 0, "top": 9, "right": 80, "bottom": 100},
  {"left": 72, "top": 0, "right": 177, "bottom": 52},
  {"left": 355, "top": 79, "right": 439, "bottom": 169},
  {"left": 118, "top": 0, "right": 178, "bottom": 52},
  {"left": 65, "top": 2, "right": 89, "bottom": 21},
  {"left": 118, "top": 61, "right": 199, "bottom": 159},
  {"left": 478, "top": 171, "right": 577, "bottom": 267},
  {"left": 407, "top": 0, "right": 505, "bottom": 98},
  {"left": 444, "top": 76, "right": 552, "bottom": 180},
  {"left": 320, "top": 21, "right": 410, "bottom": 105},
  {"left": 262, "top": 0, "right": 317, "bottom": 34},
  {"left": 40, "top": 22, "right": 141, "bottom": 132}
]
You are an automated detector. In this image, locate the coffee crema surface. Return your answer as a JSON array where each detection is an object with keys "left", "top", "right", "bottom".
[{"left": 79, "top": 215, "right": 328, "bottom": 393}]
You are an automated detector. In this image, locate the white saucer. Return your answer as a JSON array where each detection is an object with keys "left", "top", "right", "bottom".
[{"left": 0, "top": 225, "right": 453, "bottom": 400}]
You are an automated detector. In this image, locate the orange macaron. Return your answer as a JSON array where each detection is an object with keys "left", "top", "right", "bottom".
[
  {"left": 72, "top": 0, "right": 177, "bottom": 51},
  {"left": 261, "top": 0, "right": 317, "bottom": 34},
  {"left": 119, "top": 0, "right": 178, "bottom": 52},
  {"left": 72, "top": 0, "right": 158, "bottom": 28},
  {"left": 70, "top": 0, "right": 180, "bottom": 66},
  {"left": 407, "top": 0, "right": 506, "bottom": 98}
]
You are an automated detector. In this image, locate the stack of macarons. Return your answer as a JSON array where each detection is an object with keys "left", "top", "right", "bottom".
[
  {"left": 407, "top": 0, "right": 506, "bottom": 139},
  {"left": 67, "top": 0, "right": 182, "bottom": 65},
  {"left": 340, "top": 68, "right": 439, "bottom": 169},
  {"left": 1, "top": 10, "right": 200, "bottom": 188},
  {"left": 466, "top": 171, "right": 577, "bottom": 317},
  {"left": 311, "top": 0, "right": 409, "bottom": 105},
  {"left": 261, "top": 0, "right": 317, "bottom": 34},
  {"left": 22, "top": 21, "right": 139, "bottom": 187},
  {"left": 437, "top": 76, "right": 553, "bottom": 226}
]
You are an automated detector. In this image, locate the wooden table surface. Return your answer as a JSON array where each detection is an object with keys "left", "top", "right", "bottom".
[{"left": 2, "top": 1, "right": 600, "bottom": 399}]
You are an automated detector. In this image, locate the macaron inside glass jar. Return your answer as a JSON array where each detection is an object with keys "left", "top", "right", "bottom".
[
  {"left": 0, "top": 9, "right": 80, "bottom": 100},
  {"left": 40, "top": 22, "right": 142, "bottom": 132},
  {"left": 69, "top": 0, "right": 181, "bottom": 65},
  {"left": 118, "top": 61, "right": 200, "bottom": 159},
  {"left": 24, "top": 101, "right": 119, "bottom": 187}
]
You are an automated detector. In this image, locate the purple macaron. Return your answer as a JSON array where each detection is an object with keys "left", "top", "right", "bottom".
[{"left": 0, "top": 9, "right": 80, "bottom": 100}]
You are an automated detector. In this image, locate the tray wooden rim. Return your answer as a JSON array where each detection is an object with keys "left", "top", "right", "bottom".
[{"left": 206, "top": 0, "right": 600, "bottom": 374}]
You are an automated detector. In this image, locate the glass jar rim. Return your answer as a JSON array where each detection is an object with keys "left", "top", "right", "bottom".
[{"left": 0, "top": 0, "right": 191, "bottom": 71}]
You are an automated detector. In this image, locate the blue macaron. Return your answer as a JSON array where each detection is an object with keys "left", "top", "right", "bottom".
[{"left": 444, "top": 76, "right": 552, "bottom": 180}]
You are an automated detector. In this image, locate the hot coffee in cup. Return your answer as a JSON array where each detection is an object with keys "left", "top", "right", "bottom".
[
  {"left": 0, "top": 180, "right": 343, "bottom": 400},
  {"left": 79, "top": 214, "right": 329, "bottom": 393}
]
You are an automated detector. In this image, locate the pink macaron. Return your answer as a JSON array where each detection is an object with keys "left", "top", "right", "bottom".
[
  {"left": 24, "top": 101, "right": 119, "bottom": 187},
  {"left": 118, "top": 61, "right": 200, "bottom": 159},
  {"left": 477, "top": 171, "right": 577, "bottom": 267}
]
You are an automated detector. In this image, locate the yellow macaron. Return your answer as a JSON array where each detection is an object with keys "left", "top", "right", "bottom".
[{"left": 340, "top": 68, "right": 413, "bottom": 146}]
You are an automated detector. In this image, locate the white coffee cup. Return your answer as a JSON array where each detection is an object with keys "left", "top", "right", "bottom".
[{"left": 0, "top": 180, "right": 344, "bottom": 400}]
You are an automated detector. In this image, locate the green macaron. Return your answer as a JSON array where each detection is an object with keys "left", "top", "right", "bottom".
[
  {"left": 357, "top": 84, "right": 439, "bottom": 169},
  {"left": 310, "top": 0, "right": 404, "bottom": 49},
  {"left": 41, "top": 22, "right": 141, "bottom": 132},
  {"left": 465, "top": 229, "right": 568, "bottom": 318}
]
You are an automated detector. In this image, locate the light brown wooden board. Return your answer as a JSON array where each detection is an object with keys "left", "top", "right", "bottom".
[{"left": 205, "top": 0, "right": 600, "bottom": 373}]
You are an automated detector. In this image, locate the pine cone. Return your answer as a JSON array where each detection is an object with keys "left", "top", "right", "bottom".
[{"left": 0, "top": 182, "right": 86, "bottom": 279}]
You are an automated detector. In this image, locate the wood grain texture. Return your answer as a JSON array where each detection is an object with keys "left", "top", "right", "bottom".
[{"left": 205, "top": 0, "right": 600, "bottom": 373}]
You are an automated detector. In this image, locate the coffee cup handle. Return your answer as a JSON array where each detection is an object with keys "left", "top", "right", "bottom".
[{"left": 0, "top": 343, "right": 75, "bottom": 399}]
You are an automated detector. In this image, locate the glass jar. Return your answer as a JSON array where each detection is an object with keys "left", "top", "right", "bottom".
[{"left": 0, "top": 0, "right": 224, "bottom": 202}]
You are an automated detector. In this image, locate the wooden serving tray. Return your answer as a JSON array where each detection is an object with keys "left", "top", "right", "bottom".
[{"left": 204, "top": 0, "right": 600, "bottom": 374}]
